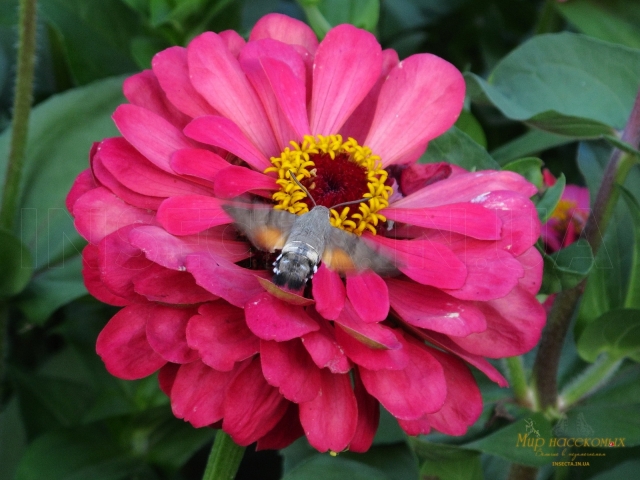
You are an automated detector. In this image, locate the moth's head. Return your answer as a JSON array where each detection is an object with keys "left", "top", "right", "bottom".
[{"left": 273, "top": 252, "right": 313, "bottom": 290}]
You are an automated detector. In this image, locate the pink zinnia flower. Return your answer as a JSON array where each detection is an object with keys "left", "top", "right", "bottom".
[{"left": 67, "top": 14, "right": 546, "bottom": 453}]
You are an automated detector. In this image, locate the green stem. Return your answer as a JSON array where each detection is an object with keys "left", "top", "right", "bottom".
[
  {"left": 0, "top": 0, "right": 38, "bottom": 230},
  {"left": 505, "top": 357, "right": 532, "bottom": 408},
  {"left": 299, "top": 4, "right": 333, "bottom": 38},
  {"left": 202, "top": 430, "right": 246, "bottom": 480},
  {"left": 558, "top": 354, "right": 622, "bottom": 410}
]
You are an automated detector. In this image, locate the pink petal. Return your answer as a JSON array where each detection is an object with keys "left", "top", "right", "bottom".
[
  {"left": 96, "top": 303, "right": 166, "bottom": 380},
  {"left": 334, "top": 300, "right": 402, "bottom": 350},
  {"left": 152, "top": 46, "right": 216, "bottom": 118},
  {"left": 222, "top": 357, "right": 289, "bottom": 446},
  {"left": 171, "top": 359, "right": 236, "bottom": 427},
  {"left": 157, "top": 195, "right": 232, "bottom": 235},
  {"left": 517, "top": 247, "right": 543, "bottom": 294},
  {"left": 398, "top": 162, "right": 452, "bottom": 196},
  {"left": 256, "top": 402, "right": 304, "bottom": 451},
  {"left": 214, "top": 165, "right": 277, "bottom": 199},
  {"left": 170, "top": 148, "right": 229, "bottom": 185},
  {"left": 349, "top": 372, "right": 379, "bottom": 453},
  {"left": 301, "top": 317, "right": 351, "bottom": 374},
  {"left": 66, "top": 167, "right": 97, "bottom": 215},
  {"left": 123, "top": 70, "right": 190, "bottom": 127},
  {"left": 184, "top": 115, "right": 271, "bottom": 171},
  {"left": 187, "top": 32, "right": 278, "bottom": 157},
  {"left": 450, "top": 286, "right": 546, "bottom": 357},
  {"left": 186, "top": 302, "right": 259, "bottom": 371},
  {"left": 387, "top": 278, "right": 486, "bottom": 336},
  {"left": 335, "top": 323, "right": 408, "bottom": 371},
  {"left": 366, "top": 235, "right": 467, "bottom": 289},
  {"left": 383, "top": 203, "right": 501, "bottom": 240},
  {"left": 365, "top": 54, "right": 465, "bottom": 167},
  {"left": 112, "top": 104, "right": 194, "bottom": 173},
  {"left": 158, "top": 362, "right": 179, "bottom": 397},
  {"left": 311, "top": 264, "right": 346, "bottom": 320},
  {"left": 145, "top": 305, "right": 199, "bottom": 364},
  {"left": 132, "top": 263, "right": 218, "bottom": 303},
  {"left": 310, "top": 25, "right": 382, "bottom": 135},
  {"left": 244, "top": 292, "right": 320, "bottom": 341},
  {"left": 346, "top": 271, "right": 389, "bottom": 323},
  {"left": 219, "top": 29, "right": 246, "bottom": 57},
  {"left": 82, "top": 245, "right": 130, "bottom": 306},
  {"left": 250, "top": 13, "right": 318, "bottom": 57},
  {"left": 299, "top": 369, "right": 358, "bottom": 453},
  {"left": 73, "top": 187, "right": 155, "bottom": 244},
  {"left": 397, "top": 416, "right": 431, "bottom": 436},
  {"left": 359, "top": 334, "right": 447, "bottom": 420},
  {"left": 260, "top": 338, "right": 321, "bottom": 402}
]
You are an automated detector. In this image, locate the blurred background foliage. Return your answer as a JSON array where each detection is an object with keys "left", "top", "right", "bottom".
[{"left": 1, "top": 0, "right": 640, "bottom": 479}]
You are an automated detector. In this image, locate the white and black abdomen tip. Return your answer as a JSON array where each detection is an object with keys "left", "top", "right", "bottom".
[{"left": 273, "top": 252, "right": 314, "bottom": 290}]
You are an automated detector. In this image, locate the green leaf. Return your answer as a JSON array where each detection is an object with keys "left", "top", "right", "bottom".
[
  {"left": 590, "top": 460, "right": 640, "bottom": 480},
  {"left": 454, "top": 110, "right": 487, "bottom": 148},
  {"left": 342, "top": 444, "right": 418, "bottom": 480},
  {"left": 466, "top": 33, "right": 640, "bottom": 133},
  {"left": 282, "top": 455, "right": 388, "bottom": 480},
  {"left": 568, "top": 404, "right": 640, "bottom": 447},
  {"left": 581, "top": 364, "right": 640, "bottom": 408},
  {"left": 525, "top": 110, "right": 615, "bottom": 138},
  {"left": 491, "top": 130, "right": 571, "bottom": 165},
  {"left": 408, "top": 440, "right": 483, "bottom": 480},
  {"left": 301, "top": 0, "right": 379, "bottom": 37},
  {"left": 556, "top": 0, "right": 640, "bottom": 50},
  {"left": 0, "top": 229, "right": 33, "bottom": 298},
  {"left": 577, "top": 309, "right": 640, "bottom": 362},
  {"left": 0, "top": 397, "right": 28, "bottom": 480},
  {"left": 536, "top": 173, "right": 565, "bottom": 223},
  {"left": 540, "top": 239, "right": 594, "bottom": 294},
  {"left": 419, "top": 126, "right": 500, "bottom": 171},
  {"left": 602, "top": 134, "right": 640, "bottom": 160},
  {"left": 374, "top": 407, "right": 406, "bottom": 445},
  {"left": 146, "top": 419, "right": 215, "bottom": 471},
  {"left": 621, "top": 188, "right": 640, "bottom": 309},
  {"left": 502, "top": 157, "right": 543, "bottom": 190},
  {"left": 465, "top": 413, "right": 554, "bottom": 467}
]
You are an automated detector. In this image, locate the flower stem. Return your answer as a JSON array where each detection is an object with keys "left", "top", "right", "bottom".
[
  {"left": 505, "top": 357, "right": 532, "bottom": 407},
  {"left": 202, "top": 430, "right": 245, "bottom": 480},
  {"left": 558, "top": 354, "right": 622, "bottom": 410},
  {"left": 0, "top": 0, "right": 38, "bottom": 230},
  {"left": 298, "top": 4, "right": 333, "bottom": 39},
  {"left": 531, "top": 87, "right": 640, "bottom": 412}
]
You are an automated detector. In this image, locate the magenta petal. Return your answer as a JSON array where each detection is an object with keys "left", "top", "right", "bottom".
[
  {"left": 245, "top": 292, "right": 320, "bottom": 341},
  {"left": 310, "top": 25, "right": 382, "bottom": 135},
  {"left": 158, "top": 362, "right": 179, "bottom": 397},
  {"left": 222, "top": 357, "right": 289, "bottom": 446},
  {"left": 157, "top": 195, "right": 231, "bottom": 235},
  {"left": 365, "top": 54, "right": 465, "bottom": 166},
  {"left": 517, "top": 247, "right": 543, "bottom": 294},
  {"left": 359, "top": 335, "right": 447, "bottom": 420},
  {"left": 186, "top": 302, "right": 259, "bottom": 371},
  {"left": 398, "top": 415, "right": 431, "bottom": 436},
  {"left": 123, "top": 70, "right": 189, "bottom": 127},
  {"left": 171, "top": 360, "right": 236, "bottom": 427},
  {"left": 250, "top": 13, "right": 318, "bottom": 56},
  {"left": 335, "top": 300, "right": 402, "bottom": 350},
  {"left": 383, "top": 203, "right": 501, "bottom": 240},
  {"left": 184, "top": 115, "right": 271, "bottom": 171},
  {"left": 96, "top": 304, "right": 166, "bottom": 380},
  {"left": 335, "top": 323, "right": 408, "bottom": 371},
  {"left": 66, "top": 167, "right": 97, "bottom": 215},
  {"left": 187, "top": 32, "right": 278, "bottom": 157},
  {"left": 112, "top": 104, "right": 193, "bottom": 173},
  {"left": 146, "top": 305, "right": 199, "bottom": 363},
  {"left": 387, "top": 278, "right": 486, "bottom": 337},
  {"left": 82, "top": 245, "right": 130, "bottom": 306},
  {"left": 346, "top": 271, "right": 389, "bottom": 323},
  {"left": 152, "top": 46, "right": 216, "bottom": 118},
  {"left": 299, "top": 369, "right": 358, "bottom": 453},
  {"left": 260, "top": 338, "right": 321, "bottom": 402},
  {"left": 349, "top": 372, "right": 379, "bottom": 453},
  {"left": 170, "top": 148, "right": 229, "bottom": 185},
  {"left": 132, "top": 263, "right": 218, "bottom": 304},
  {"left": 301, "top": 318, "right": 351, "bottom": 374},
  {"left": 256, "top": 402, "right": 304, "bottom": 451},
  {"left": 214, "top": 165, "right": 277, "bottom": 199},
  {"left": 311, "top": 264, "right": 346, "bottom": 320},
  {"left": 219, "top": 29, "right": 245, "bottom": 57}
]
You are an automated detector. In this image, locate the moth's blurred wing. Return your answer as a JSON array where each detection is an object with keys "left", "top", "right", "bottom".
[
  {"left": 223, "top": 204, "right": 296, "bottom": 252},
  {"left": 322, "top": 228, "right": 399, "bottom": 276}
]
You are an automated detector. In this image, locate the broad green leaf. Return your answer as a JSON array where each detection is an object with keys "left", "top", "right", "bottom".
[
  {"left": 577, "top": 309, "right": 640, "bottom": 362},
  {"left": 581, "top": 364, "right": 640, "bottom": 408},
  {"left": 0, "top": 397, "right": 28, "bottom": 480},
  {"left": 146, "top": 420, "right": 215, "bottom": 471},
  {"left": 0, "top": 229, "right": 33, "bottom": 298},
  {"left": 540, "top": 239, "right": 594, "bottom": 294},
  {"left": 282, "top": 455, "right": 388, "bottom": 480},
  {"left": 590, "top": 461, "right": 640, "bottom": 480},
  {"left": 465, "top": 413, "right": 554, "bottom": 467},
  {"left": 502, "top": 157, "right": 544, "bottom": 190},
  {"left": 419, "top": 126, "right": 500, "bottom": 170},
  {"left": 408, "top": 440, "right": 483, "bottom": 480},
  {"left": 556, "top": 0, "right": 640, "bottom": 50},
  {"left": 466, "top": 33, "right": 640, "bottom": 133},
  {"left": 491, "top": 130, "right": 571, "bottom": 165},
  {"left": 525, "top": 111, "right": 614, "bottom": 138},
  {"left": 569, "top": 404, "right": 640, "bottom": 447},
  {"left": 374, "top": 407, "right": 406, "bottom": 445},
  {"left": 621, "top": 188, "right": 640, "bottom": 309},
  {"left": 281, "top": 437, "right": 317, "bottom": 474},
  {"left": 342, "top": 444, "right": 418, "bottom": 480},
  {"left": 454, "top": 110, "right": 487, "bottom": 148},
  {"left": 536, "top": 173, "right": 565, "bottom": 223},
  {"left": 602, "top": 134, "right": 640, "bottom": 160}
]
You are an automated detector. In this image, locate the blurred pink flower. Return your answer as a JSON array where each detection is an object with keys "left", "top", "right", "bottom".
[{"left": 67, "top": 14, "right": 545, "bottom": 453}]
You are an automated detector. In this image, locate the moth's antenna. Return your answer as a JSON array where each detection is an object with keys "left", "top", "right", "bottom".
[
  {"left": 331, "top": 197, "right": 367, "bottom": 210},
  {"left": 288, "top": 170, "right": 316, "bottom": 207}
]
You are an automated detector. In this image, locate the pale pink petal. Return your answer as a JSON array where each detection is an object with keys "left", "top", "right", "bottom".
[
  {"left": 145, "top": 305, "right": 199, "bottom": 363},
  {"left": 82, "top": 245, "right": 130, "bottom": 306},
  {"left": 349, "top": 372, "right": 379, "bottom": 452},
  {"left": 387, "top": 278, "right": 486, "bottom": 337},
  {"left": 132, "top": 263, "right": 217, "bottom": 303},
  {"left": 222, "top": 357, "right": 289, "bottom": 446},
  {"left": 184, "top": 116, "right": 271, "bottom": 171},
  {"left": 256, "top": 403, "right": 304, "bottom": 451},
  {"left": 249, "top": 13, "right": 318, "bottom": 56},
  {"left": 214, "top": 165, "right": 277, "bottom": 199},
  {"left": 346, "top": 271, "right": 389, "bottom": 323},
  {"left": 96, "top": 303, "right": 166, "bottom": 380},
  {"left": 260, "top": 338, "right": 321, "bottom": 402},
  {"left": 244, "top": 292, "right": 320, "bottom": 341},
  {"left": 219, "top": 29, "right": 245, "bottom": 57},
  {"left": 112, "top": 104, "right": 194, "bottom": 173},
  {"left": 310, "top": 25, "right": 382, "bottom": 135},
  {"left": 170, "top": 148, "right": 229, "bottom": 185},
  {"left": 186, "top": 302, "right": 259, "bottom": 371},
  {"left": 299, "top": 369, "right": 358, "bottom": 453},
  {"left": 301, "top": 316, "right": 351, "bottom": 374},
  {"left": 517, "top": 247, "right": 543, "bottom": 294},
  {"left": 311, "top": 264, "right": 346, "bottom": 320},
  {"left": 156, "top": 195, "right": 232, "bottom": 235},
  {"left": 187, "top": 32, "right": 279, "bottom": 157},
  {"left": 365, "top": 54, "right": 465, "bottom": 167},
  {"left": 152, "top": 46, "right": 216, "bottom": 118}
]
